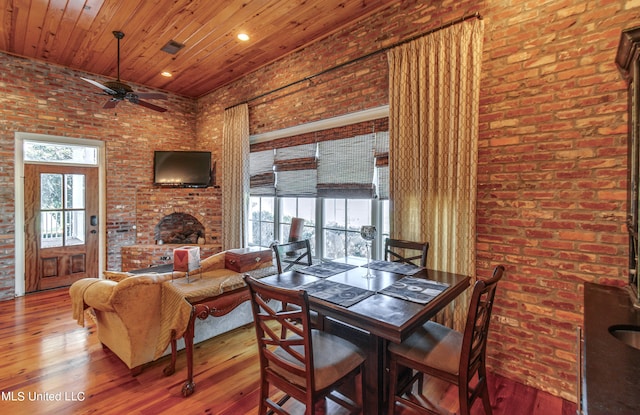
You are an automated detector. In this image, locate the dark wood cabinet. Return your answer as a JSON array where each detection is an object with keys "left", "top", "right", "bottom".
[{"left": 616, "top": 26, "right": 640, "bottom": 298}]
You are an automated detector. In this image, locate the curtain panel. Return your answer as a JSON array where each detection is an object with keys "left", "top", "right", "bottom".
[
  {"left": 222, "top": 104, "right": 250, "bottom": 250},
  {"left": 387, "top": 18, "right": 484, "bottom": 330}
]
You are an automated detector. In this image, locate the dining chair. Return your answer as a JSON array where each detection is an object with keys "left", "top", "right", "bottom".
[
  {"left": 387, "top": 265, "right": 505, "bottom": 415},
  {"left": 244, "top": 275, "right": 365, "bottom": 415},
  {"left": 384, "top": 238, "right": 430, "bottom": 267},
  {"left": 273, "top": 239, "right": 313, "bottom": 273}
]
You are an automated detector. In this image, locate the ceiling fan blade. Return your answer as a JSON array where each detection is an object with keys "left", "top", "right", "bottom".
[
  {"left": 103, "top": 100, "right": 119, "bottom": 109},
  {"left": 136, "top": 92, "right": 167, "bottom": 100},
  {"left": 134, "top": 99, "right": 167, "bottom": 113},
  {"left": 81, "top": 77, "right": 118, "bottom": 95}
]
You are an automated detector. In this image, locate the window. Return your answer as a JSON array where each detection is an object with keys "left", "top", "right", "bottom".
[
  {"left": 279, "top": 198, "right": 316, "bottom": 255},
  {"left": 40, "top": 173, "right": 86, "bottom": 248},
  {"left": 249, "top": 195, "right": 389, "bottom": 261},
  {"left": 323, "top": 198, "right": 371, "bottom": 260},
  {"left": 248, "top": 115, "right": 390, "bottom": 258},
  {"left": 24, "top": 140, "right": 98, "bottom": 165},
  {"left": 248, "top": 197, "right": 275, "bottom": 247}
]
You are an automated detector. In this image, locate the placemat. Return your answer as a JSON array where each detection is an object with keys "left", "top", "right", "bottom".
[
  {"left": 364, "top": 260, "right": 423, "bottom": 275},
  {"left": 301, "top": 280, "right": 374, "bottom": 308},
  {"left": 378, "top": 276, "right": 449, "bottom": 304},
  {"left": 297, "top": 261, "right": 358, "bottom": 278}
]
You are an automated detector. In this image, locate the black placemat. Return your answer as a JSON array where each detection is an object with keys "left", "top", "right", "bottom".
[
  {"left": 378, "top": 276, "right": 449, "bottom": 304},
  {"left": 297, "top": 261, "right": 358, "bottom": 278},
  {"left": 364, "top": 260, "right": 423, "bottom": 275},
  {"left": 301, "top": 280, "right": 374, "bottom": 307}
]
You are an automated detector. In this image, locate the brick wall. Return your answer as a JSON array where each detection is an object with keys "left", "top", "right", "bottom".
[
  {"left": 134, "top": 186, "right": 222, "bottom": 247},
  {"left": 0, "top": 0, "right": 637, "bottom": 403},
  {"left": 0, "top": 53, "right": 198, "bottom": 298},
  {"left": 194, "top": 0, "right": 637, "bottom": 402}
]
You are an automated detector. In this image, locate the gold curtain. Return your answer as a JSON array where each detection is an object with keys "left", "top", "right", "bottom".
[
  {"left": 222, "top": 104, "right": 250, "bottom": 250},
  {"left": 387, "top": 18, "right": 484, "bottom": 330}
]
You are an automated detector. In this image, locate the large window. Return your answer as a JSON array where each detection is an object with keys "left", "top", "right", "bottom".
[
  {"left": 248, "top": 115, "right": 390, "bottom": 258},
  {"left": 249, "top": 196, "right": 388, "bottom": 261}
]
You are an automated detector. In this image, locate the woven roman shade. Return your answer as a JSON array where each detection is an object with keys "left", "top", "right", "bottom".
[
  {"left": 274, "top": 143, "right": 318, "bottom": 197},
  {"left": 249, "top": 149, "right": 275, "bottom": 196},
  {"left": 317, "top": 134, "right": 375, "bottom": 198}
]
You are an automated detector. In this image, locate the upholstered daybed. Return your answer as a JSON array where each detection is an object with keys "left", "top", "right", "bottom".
[{"left": 70, "top": 251, "right": 276, "bottom": 386}]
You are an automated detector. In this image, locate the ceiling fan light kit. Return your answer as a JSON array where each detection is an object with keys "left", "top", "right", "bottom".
[{"left": 81, "top": 30, "right": 168, "bottom": 113}]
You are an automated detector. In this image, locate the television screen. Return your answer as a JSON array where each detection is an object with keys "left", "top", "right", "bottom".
[{"left": 154, "top": 151, "right": 212, "bottom": 187}]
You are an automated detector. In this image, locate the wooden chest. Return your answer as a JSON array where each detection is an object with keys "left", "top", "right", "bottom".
[{"left": 225, "top": 247, "right": 273, "bottom": 272}]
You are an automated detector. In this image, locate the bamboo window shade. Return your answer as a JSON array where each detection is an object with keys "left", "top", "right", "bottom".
[
  {"left": 274, "top": 143, "right": 318, "bottom": 197},
  {"left": 317, "top": 134, "right": 375, "bottom": 198},
  {"left": 249, "top": 150, "right": 275, "bottom": 196}
]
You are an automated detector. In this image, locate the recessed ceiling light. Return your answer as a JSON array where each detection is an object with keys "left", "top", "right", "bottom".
[
  {"left": 237, "top": 33, "right": 250, "bottom": 41},
  {"left": 161, "top": 71, "right": 172, "bottom": 77}
]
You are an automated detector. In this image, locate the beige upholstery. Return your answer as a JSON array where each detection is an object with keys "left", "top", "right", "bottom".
[{"left": 69, "top": 251, "right": 274, "bottom": 373}]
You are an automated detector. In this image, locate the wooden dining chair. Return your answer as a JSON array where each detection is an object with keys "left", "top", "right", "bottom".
[
  {"left": 273, "top": 239, "right": 313, "bottom": 273},
  {"left": 244, "top": 275, "right": 365, "bottom": 415},
  {"left": 384, "top": 238, "right": 430, "bottom": 267},
  {"left": 387, "top": 265, "right": 505, "bottom": 415}
]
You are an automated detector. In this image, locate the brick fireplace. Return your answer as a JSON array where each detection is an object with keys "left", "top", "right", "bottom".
[{"left": 120, "top": 186, "right": 223, "bottom": 271}]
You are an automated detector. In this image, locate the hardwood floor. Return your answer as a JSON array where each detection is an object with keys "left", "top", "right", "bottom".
[{"left": 0, "top": 288, "right": 577, "bottom": 415}]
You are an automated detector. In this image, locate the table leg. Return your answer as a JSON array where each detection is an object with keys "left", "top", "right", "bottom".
[
  {"left": 324, "top": 318, "right": 385, "bottom": 415},
  {"left": 163, "top": 336, "right": 177, "bottom": 376},
  {"left": 181, "top": 307, "right": 197, "bottom": 397}
]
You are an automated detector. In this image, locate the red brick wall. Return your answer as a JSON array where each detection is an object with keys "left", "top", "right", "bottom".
[
  {"left": 0, "top": 0, "right": 637, "bottom": 403},
  {"left": 195, "top": 0, "right": 636, "bottom": 402},
  {"left": 134, "top": 186, "right": 222, "bottom": 247},
  {"left": 0, "top": 53, "right": 199, "bottom": 293}
]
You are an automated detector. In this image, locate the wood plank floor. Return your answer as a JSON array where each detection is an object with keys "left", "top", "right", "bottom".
[{"left": 0, "top": 288, "right": 577, "bottom": 415}]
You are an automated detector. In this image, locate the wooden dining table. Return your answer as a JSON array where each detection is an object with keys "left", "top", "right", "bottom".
[{"left": 259, "top": 262, "right": 470, "bottom": 415}]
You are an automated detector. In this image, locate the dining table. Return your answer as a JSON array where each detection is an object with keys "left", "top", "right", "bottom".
[{"left": 258, "top": 259, "right": 471, "bottom": 415}]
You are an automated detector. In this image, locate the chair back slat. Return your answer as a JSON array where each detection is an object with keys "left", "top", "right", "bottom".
[
  {"left": 272, "top": 239, "right": 313, "bottom": 273},
  {"left": 384, "top": 238, "right": 429, "bottom": 267},
  {"left": 460, "top": 265, "right": 504, "bottom": 382}
]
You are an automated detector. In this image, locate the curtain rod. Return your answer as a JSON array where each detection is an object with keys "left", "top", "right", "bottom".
[{"left": 225, "top": 12, "right": 481, "bottom": 110}]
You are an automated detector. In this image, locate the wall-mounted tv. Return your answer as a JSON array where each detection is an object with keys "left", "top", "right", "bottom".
[{"left": 153, "top": 151, "right": 212, "bottom": 188}]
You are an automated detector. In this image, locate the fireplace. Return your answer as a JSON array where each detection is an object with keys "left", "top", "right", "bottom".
[
  {"left": 155, "top": 212, "right": 205, "bottom": 244},
  {"left": 120, "top": 186, "right": 223, "bottom": 271}
]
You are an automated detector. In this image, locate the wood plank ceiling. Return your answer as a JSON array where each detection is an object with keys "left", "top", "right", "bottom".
[{"left": 0, "top": 0, "right": 399, "bottom": 98}]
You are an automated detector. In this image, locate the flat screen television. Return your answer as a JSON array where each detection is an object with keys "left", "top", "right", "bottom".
[{"left": 153, "top": 151, "right": 212, "bottom": 187}]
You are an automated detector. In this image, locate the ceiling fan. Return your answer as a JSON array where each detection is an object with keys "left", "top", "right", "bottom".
[{"left": 81, "top": 31, "right": 168, "bottom": 113}]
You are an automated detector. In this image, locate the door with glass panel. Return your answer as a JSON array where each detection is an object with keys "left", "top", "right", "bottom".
[{"left": 24, "top": 164, "right": 99, "bottom": 292}]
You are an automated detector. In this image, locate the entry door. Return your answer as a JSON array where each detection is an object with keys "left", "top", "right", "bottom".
[{"left": 24, "top": 164, "right": 99, "bottom": 292}]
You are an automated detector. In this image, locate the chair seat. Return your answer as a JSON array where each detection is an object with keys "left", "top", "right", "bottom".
[
  {"left": 273, "top": 330, "right": 365, "bottom": 391},
  {"left": 389, "top": 321, "right": 462, "bottom": 376}
]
